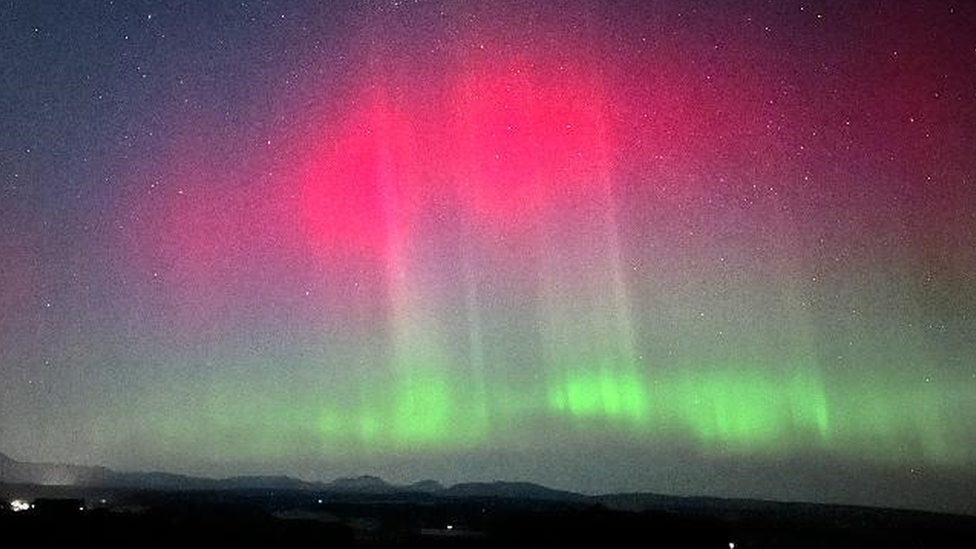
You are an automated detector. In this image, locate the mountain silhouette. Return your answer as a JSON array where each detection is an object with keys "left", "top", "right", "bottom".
[{"left": 0, "top": 452, "right": 574, "bottom": 500}]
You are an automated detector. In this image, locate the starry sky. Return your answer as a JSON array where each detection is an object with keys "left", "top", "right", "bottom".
[{"left": 2, "top": 0, "right": 976, "bottom": 515}]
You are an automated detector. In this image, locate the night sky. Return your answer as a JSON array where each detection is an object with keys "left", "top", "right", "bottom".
[{"left": 2, "top": 0, "right": 976, "bottom": 514}]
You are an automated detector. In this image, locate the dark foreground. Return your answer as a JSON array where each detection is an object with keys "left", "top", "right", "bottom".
[{"left": 2, "top": 484, "right": 974, "bottom": 548}]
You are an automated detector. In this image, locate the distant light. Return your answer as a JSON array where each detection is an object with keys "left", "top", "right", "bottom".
[
  {"left": 99, "top": 499, "right": 107, "bottom": 504},
  {"left": 446, "top": 524, "right": 454, "bottom": 531},
  {"left": 10, "top": 499, "right": 30, "bottom": 512},
  {"left": 729, "top": 543, "right": 736, "bottom": 549},
  {"left": 79, "top": 506, "right": 85, "bottom": 511},
  {"left": 317, "top": 498, "right": 323, "bottom": 504}
]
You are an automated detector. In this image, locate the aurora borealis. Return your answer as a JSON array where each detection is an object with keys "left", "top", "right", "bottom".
[{"left": 2, "top": 0, "right": 976, "bottom": 514}]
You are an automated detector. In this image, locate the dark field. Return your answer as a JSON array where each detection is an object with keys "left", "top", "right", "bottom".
[{"left": 3, "top": 483, "right": 974, "bottom": 548}]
